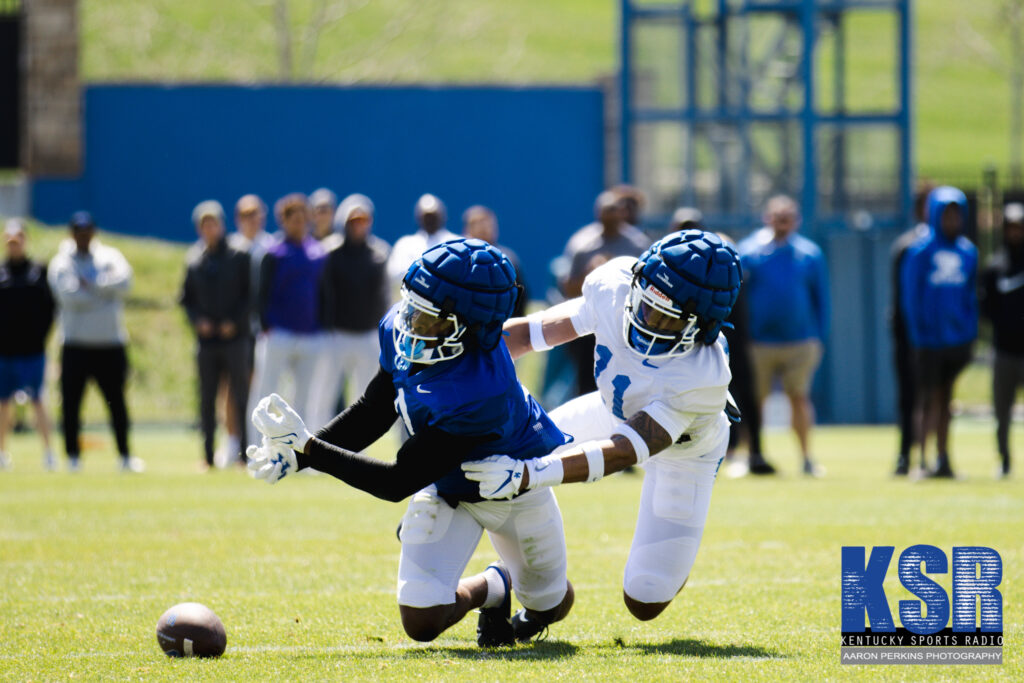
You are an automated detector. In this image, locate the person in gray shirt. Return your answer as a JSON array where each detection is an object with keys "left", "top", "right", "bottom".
[
  {"left": 48, "top": 212, "right": 140, "bottom": 472},
  {"left": 559, "top": 191, "right": 651, "bottom": 395}
]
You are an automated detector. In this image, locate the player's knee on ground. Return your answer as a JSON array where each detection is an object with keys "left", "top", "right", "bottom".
[
  {"left": 398, "top": 604, "right": 451, "bottom": 642},
  {"left": 526, "top": 580, "right": 575, "bottom": 625},
  {"left": 623, "top": 591, "right": 672, "bottom": 621}
]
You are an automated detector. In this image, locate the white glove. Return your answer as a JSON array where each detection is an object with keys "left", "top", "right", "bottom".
[
  {"left": 462, "top": 454, "right": 565, "bottom": 500},
  {"left": 462, "top": 455, "right": 526, "bottom": 500},
  {"left": 246, "top": 438, "right": 298, "bottom": 484},
  {"left": 251, "top": 393, "right": 314, "bottom": 452}
]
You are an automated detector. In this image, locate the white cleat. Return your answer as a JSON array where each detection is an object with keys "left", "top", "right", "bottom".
[{"left": 120, "top": 456, "right": 145, "bottom": 473}]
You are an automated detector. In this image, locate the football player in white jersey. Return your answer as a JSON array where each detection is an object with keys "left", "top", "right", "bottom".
[{"left": 463, "top": 229, "right": 741, "bottom": 624}]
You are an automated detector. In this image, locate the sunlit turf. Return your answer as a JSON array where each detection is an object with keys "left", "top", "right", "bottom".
[{"left": 1, "top": 421, "right": 1020, "bottom": 680}]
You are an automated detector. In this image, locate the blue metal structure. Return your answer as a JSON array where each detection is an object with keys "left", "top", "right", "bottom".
[
  {"left": 619, "top": 0, "right": 914, "bottom": 424},
  {"left": 619, "top": 0, "right": 912, "bottom": 238}
]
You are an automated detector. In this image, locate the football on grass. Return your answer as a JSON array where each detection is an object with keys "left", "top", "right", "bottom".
[{"left": 155, "top": 602, "right": 226, "bottom": 658}]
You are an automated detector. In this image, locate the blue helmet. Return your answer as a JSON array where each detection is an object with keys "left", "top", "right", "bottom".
[
  {"left": 394, "top": 238, "right": 520, "bottom": 366},
  {"left": 625, "top": 229, "right": 742, "bottom": 357}
]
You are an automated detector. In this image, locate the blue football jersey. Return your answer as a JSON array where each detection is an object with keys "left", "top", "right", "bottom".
[{"left": 378, "top": 305, "right": 568, "bottom": 501}]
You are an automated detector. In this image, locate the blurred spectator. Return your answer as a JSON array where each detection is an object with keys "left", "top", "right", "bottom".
[
  {"left": 229, "top": 194, "right": 275, "bottom": 266},
  {"left": 248, "top": 194, "right": 327, "bottom": 431},
  {"left": 738, "top": 195, "right": 829, "bottom": 477},
  {"left": 310, "top": 194, "right": 391, "bottom": 430},
  {"left": 48, "top": 212, "right": 141, "bottom": 472},
  {"left": 462, "top": 205, "right": 529, "bottom": 317},
  {"left": 610, "top": 184, "right": 647, "bottom": 228},
  {"left": 0, "top": 220, "right": 57, "bottom": 471},
  {"left": 717, "top": 230, "right": 774, "bottom": 476},
  {"left": 670, "top": 207, "right": 704, "bottom": 233},
  {"left": 226, "top": 194, "right": 274, "bottom": 464},
  {"left": 310, "top": 188, "right": 341, "bottom": 250},
  {"left": 980, "top": 202, "right": 1024, "bottom": 479},
  {"left": 900, "top": 186, "right": 978, "bottom": 479},
  {"left": 386, "top": 193, "right": 458, "bottom": 294},
  {"left": 180, "top": 201, "right": 252, "bottom": 471},
  {"left": 890, "top": 181, "right": 934, "bottom": 475},
  {"left": 560, "top": 190, "right": 651, "bottom": 395}
]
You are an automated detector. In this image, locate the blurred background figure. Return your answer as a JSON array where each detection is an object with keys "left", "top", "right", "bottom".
[
  {"left": 311, "top": 194, "right": 390, "bottom": 430},
  {"left": 889, "top": 181, "right": 935, "bottom": 475},
  {"left": 900, "top": 186, "right": 977, "bottom": 479},
  {"left": 559, "top": 190, "right": 651, "bottom": 395},
  {"left": 669, "top": 207, "right": 703, "bottom": 233},
  {"left": 180, "top": 200, "right": 252, "bottom": 471},
  {"left": 0, "top": 219, "right": 57, "bottom": 471},
  {"left": 309, "top": 188, "right": 341, "bottom": 250},
  {"left": 48, "top": 211, "right": 141, "bottom": 472},
  {"left": 225, "top": 194, "right": 273, "bottom": 467},
  {"left": 462, "top": 205, "right": 529, "bottom": 318},
  {"left": 980, "top": 202, "right": 1024, "bottom": 479},
  {"left": 738, "top": 195, "right": 829, "bottom": 477},
  {"left": 716, "top": 229, "right": 774, "bottom": 477},
  {"left": 609, "top": 183, "right": 646, "bottom": 229},
  {"left": 386, "top": 193, "right": 458, "bottom": 294},
  {"left": 249, "top": 193, "right": 327, "bottom": 432}
]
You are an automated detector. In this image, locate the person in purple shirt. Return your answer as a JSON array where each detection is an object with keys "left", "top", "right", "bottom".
[{"left": 248, "top": 193, "right": 327, "bottom": 430}]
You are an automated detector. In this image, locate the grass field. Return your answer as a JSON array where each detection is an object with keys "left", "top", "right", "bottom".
[
  {"left": 1, "top": 423, "right": 1020, "bottom": 680},
  {"left": 79, "top": 0, "right": 1023, "bottom": 179}
]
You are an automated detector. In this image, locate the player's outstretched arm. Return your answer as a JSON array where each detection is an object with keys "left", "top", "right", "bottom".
[
  {"left": 299, "top": 426, "right": 493, "bottom": 502},
  {"left": 315, "top": 367, "right": 399, "bottom": 453},
  {"left": 502, "top": 298, "right": 588, "bottom": 360},
  {"left": 464, "top": 410, "right": 676, "bottom": 499}
]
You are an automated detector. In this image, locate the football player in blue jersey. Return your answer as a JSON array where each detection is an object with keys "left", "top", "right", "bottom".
[{"left": 246, "top": 238, "right": 575, "bottom": 647}]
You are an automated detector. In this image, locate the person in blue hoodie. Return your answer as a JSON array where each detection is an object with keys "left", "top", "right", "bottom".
[
  {"left": 738, "top": 195, "right": 830, "bottom": 477},
  {"left": 900, "top": 186, "right": 978, "bottom": 478}
]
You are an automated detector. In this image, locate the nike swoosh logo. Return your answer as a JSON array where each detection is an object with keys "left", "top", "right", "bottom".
[
  {"left": 491, "top": 471, "right": 514, "bottom": 497},
  {"left": 534, "top": 461, "right": 551, "bottom": 472},
  {"left": 996, "top": 272, "right": 1024, "bottom": 294},
  {"left": 271, "top": 432, "right": 298, "bottom": 443},
  {"left": 415, "top": 385, "right": 431, "bottom": 394},
  {"left": 642, "top": 359, "right": 659, "bottom": 369}
]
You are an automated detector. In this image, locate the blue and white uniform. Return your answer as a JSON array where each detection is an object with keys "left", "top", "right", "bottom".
[
  {"left": 378, "top": 305, "right": 572, "bottom": 611},
  {"left": 378, "top": 306, "right": 566, "bottom": 503},
  {"left": 554, "top": 257, "right": 732, "bottom": 603}
]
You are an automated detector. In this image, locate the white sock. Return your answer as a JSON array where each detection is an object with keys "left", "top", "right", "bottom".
[
  {"left": 226, "top": 436, "right": 241, "bottom": 459},
  {"left": 481, "top": 566, "right": 507, "bottom": 608}
]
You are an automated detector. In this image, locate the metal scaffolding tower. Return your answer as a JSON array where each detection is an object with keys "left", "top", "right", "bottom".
[{"left": 620, "top": 0, "right": 912, "bottom": 239}]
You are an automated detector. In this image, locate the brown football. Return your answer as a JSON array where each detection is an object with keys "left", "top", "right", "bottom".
[{"left": 155, "top": 602, "right": 227, "bottom": 658}]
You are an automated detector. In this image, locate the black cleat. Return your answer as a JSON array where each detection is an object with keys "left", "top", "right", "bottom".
[
  {"left": 893, "top": 455, "right": 910, "bottom": 476},
  {"left": 477, "top": 563, "right": 514, "bottom": 647},
  {"left": 511, "top": 608, "right": 549, "bottom": 643},
  {"left": 926, "top": 459, "right": 955, "bottom": 479},
  {"left": 748, "top": 455, "right": 776, "bottom": 475}
]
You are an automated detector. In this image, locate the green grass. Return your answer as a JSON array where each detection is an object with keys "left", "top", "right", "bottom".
[
  {"left": 79, "top": 0, "right": 1021, "bottom": 179},
  {"left": 1, "top": 424, "right": 1021, "bottom": 680}
]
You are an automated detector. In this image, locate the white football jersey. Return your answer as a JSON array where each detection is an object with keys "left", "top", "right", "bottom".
[{"left": 569, "top": 257, "right": 732, "bottom": 459}]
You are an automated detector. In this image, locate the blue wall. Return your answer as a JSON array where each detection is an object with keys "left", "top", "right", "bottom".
[{"left": 33, "top": 84, "right": 606, "bottom": 291}]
